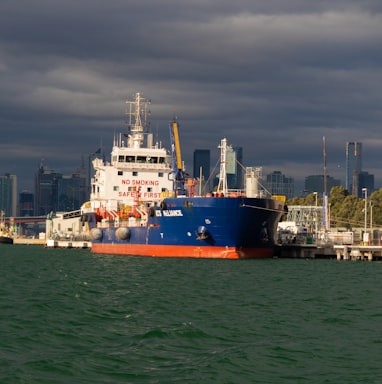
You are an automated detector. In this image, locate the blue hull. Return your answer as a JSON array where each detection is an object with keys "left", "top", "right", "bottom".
[{"left": 91, "top": 196, "right": 284, "bottom": 258}]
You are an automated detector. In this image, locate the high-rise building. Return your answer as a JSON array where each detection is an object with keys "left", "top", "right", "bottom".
[
  {"left": 226, "top": 146, "right": 243, "bottom": 190},
  {"left": 18, "top": 190, "right": 34, "bottom": 216},
  {"left": 57, "top": 173, "right": 87, "bottom": 212},
  {"left": 266, "top": 171, "right": 294, "bottom": 199},
  {"left": 0, "top": 174, "right": 17, "bottom": 216},
  {"left": 193, "top": 149, "right": 210, "bottom": 191},
  {"left": 357, "top": 171, "right": 374, "bottom": 197},
  {"left": 34, "top": 165, "right": 62, "bottom": 215},
  {"left": 345, "top": 142, "right": 362, "bottom": 194},
  {"left": 305, "top": 175, "right": 341, "bottom": 195},
  {"left": 34, "top": 159, "right": 89, "bottom": 215}
]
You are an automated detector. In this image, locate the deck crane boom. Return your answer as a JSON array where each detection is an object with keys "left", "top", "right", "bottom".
[{"left": 169, "top": 119, "right": 187, "bottom": 196}]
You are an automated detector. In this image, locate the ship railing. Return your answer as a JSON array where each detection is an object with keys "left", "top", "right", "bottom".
[
  {"left": 97, "top": 217, "right": 144, "bottom": 228},
  {"left": 226, "top": 189, "right": 245, "bottom": 198},
  {"left": 116, "top": 162, "right": 171, "bottom": 170}
]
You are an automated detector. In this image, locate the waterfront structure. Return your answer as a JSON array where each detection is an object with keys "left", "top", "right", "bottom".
[
  {"left": 0, "top": 174, "right": 17, "bottom": 217},
  {"left": 266, "top": 171, "right": 294, "bottom": 199}
]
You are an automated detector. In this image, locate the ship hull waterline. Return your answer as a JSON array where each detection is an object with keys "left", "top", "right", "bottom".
[{"left": 91, "top": 243, "right": 274, "bottom": 259}]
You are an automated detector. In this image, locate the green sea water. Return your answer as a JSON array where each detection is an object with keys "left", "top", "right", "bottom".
[{"left": 1, "top": 245, "right": 382, "bottom": 383}]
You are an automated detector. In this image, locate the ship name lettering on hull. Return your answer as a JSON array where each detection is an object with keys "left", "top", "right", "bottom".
[{"left": 155, "top": 210, "right": 183, "bottom": 217}]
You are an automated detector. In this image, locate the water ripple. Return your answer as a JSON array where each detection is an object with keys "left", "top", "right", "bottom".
[{"left": 1, "top": 247, "right": 382, "bottom": 383}]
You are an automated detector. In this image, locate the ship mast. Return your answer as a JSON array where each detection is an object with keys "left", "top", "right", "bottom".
[
  {"left": 217, "top": 138, "right": 228, "bottom": 195},
  {"left": 125, "top": 92, "right": 151, "bottom": 149}
]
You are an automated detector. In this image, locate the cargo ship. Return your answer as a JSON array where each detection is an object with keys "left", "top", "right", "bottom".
[{"left": 84, "top": 93, "right": 285, "bottom": 258}]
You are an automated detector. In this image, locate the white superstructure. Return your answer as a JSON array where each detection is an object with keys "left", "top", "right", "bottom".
[{"left": 89, "top": 93, "right": 173, "bottom": 213}]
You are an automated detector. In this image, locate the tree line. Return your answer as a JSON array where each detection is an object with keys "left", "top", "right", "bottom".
[{"left": 287, "top": 186, "right": 382, "bottom": 229}]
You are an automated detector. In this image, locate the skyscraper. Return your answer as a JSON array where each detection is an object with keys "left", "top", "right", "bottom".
[
  {"left": 0, "top": 174, "right": 17, "bottom": 216},
  {"left": 305, "top": 175, "right": 341, "bottom": 195},
  {"left": 345, "top": 142, "right": 362, "bottom": 195},
  {"left": 266, "top": 171, "right": 294, "bottom": 199},
  {"left": 193, "top": 149, "right": 210, "bottom": 192},
  {"left": 18, "top": 190, "right": 34, "bottom": 216},
  {"left": 57, "top": 173, "right": 88, "bottom": 212},
  {"left": 226, "top": 146, "right": 243, "bottom": 190},
  {"left": 34, "top": 165, "right": 62, "bottom": 215}
]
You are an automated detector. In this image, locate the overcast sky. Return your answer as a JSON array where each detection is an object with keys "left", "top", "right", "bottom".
[{"left": 1, "top": 0, "right": 382, "bottom": 194}]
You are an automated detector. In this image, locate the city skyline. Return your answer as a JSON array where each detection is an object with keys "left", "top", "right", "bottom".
[
  {"left": 2, "top": 137, "right": 377, "bottom": 202},
  {"left": 0, "top": 154, "right": 377, "bottom": 219}
]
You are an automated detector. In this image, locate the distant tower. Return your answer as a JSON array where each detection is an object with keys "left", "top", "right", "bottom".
[
  {"left": 0, "top": 174, "right": 17, "bottom": 216},
  {"left": 19, "top": 190, "right": 34, "bottom": 216},
  {"left": 345, "top": 142, "right": 362, "bottom": 195},
  {"left": 34, "top": 164, "right": 62, "bottom": 215},
  {"left": 193, "top": 149, "right": 210, "bottom": 191},
  {"left": 226, "top": 146, "right": 243, "bottom": 190}
]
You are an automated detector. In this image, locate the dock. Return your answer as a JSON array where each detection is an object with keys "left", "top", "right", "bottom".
[
  {"left": 12, "top": 238, "right": 91, "bottom": 249},
  {"left": 11, "top": 235, "right": 382, "bottom": 260},
  {"left": 13, "top": 238, "right": 46, "bottom": 246},
  {"left": 334, "top": 245, "right": 382, "bottom": 261},
  {"left": 275, "top": 244, "right": 336, "bottom": 259},
  {"left": 275, "top": 243, "right": 382, "bottom": 261},
  {"left": 45, "top": 239, "right": 91, "bottom": 249}
]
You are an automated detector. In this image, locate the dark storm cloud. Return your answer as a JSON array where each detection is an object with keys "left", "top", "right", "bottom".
[{"left": 1, "top": 0, "right": 382, "bottom": 192}]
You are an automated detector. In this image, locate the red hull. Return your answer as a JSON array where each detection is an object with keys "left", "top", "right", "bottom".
[{"left": 91, "top": 243, "right": 274, "bottom": 259}]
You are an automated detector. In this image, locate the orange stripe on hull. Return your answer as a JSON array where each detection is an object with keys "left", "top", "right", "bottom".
[{"left": 91, "top": 243, "right": 274, "bottom": 259}]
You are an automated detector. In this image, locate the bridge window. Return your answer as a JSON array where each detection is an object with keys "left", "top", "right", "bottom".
[{"left": 118, "top": 155, "right": 125, "bottom": 162}]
